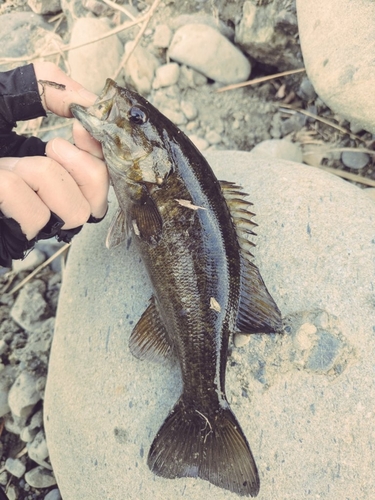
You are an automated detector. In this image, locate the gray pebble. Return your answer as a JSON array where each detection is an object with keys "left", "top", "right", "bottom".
[
  {"left": 0, "top": 472, "right": 7, "bottom": 486},
  {"left": 206, "top": 130, "right": 222, "bottom": 145},
  {"left": 180, "top": 100, "right": 198, "bottom": 121},
  {"left": 251, "top": 139, "right": 303, "bottom": 163},
  {"left": 153, "top": 63, "right": 180, "bottom": 89},
  {"left": 5, "top": 485, "right": 17, "bottom": 500},
  {"left": 169, "top": 24, "right": 251, "bottom": 84},
  {"left": 44, "top": 489, "right": 62, "bottom": 500},
  {"left": 25, "top": 467, "right": 56, "bottom": 488},
  {"left": 153, "top": 24, "right": 172, "bottom": 48},
  {"left": 341, "top": 150, "right": 369, "bottom": 169},
  {"left": 10, "top": 280, "right": 50, "bottom": 332},
  {"left": 8, "top": 371, "right": 41, "bottom": 419},
  {"left": 27, "top": 430, "right": 49, "bottom": 466},
  {"left": 0, "top": 365, "right": 15, "bottom": 418},
  {"left": 297, "top": 76, "right": 317, "bottom": 102},
  {"left": 5, "top": 458, "right": 26, "bottom": 478}
]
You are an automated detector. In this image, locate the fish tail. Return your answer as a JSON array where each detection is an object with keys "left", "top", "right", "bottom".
[{"left": 147, "top": 396, "right": 260, "bottom": 497}]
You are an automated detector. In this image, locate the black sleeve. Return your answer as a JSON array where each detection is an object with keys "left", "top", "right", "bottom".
[{"left": 0, "top": 63, "right": 47, "bottom": 158}]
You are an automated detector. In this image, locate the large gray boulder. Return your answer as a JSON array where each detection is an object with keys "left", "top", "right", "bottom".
[
  {"left": 45, "top": 151, "right": 375, "bottom": 499},
  {"left": 297, "top": 0, "right": 375, "bottom": 133}
]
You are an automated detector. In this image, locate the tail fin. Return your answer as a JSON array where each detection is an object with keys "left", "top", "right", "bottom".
[{"left": 147, "top": 397, "right": 260, "bottom": 497}]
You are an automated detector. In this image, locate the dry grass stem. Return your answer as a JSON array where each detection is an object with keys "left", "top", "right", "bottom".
[
  {"left": 279, "top": 104, "right": 364, "bottom": 142},
  {"left": 101, "top": 0, "right": 137, "bottom": 19},
  {"left": 8, "top": 243, "right": 70, "bottom": 295},
  {"left": 316, "top": 165, "right": 375, "bottom": 187},
  {"left": 112, "top": 0, "right": 162, "bottom": 80},
  {"left": 216, "top": 68, "right": 306, "bottom": 93}
]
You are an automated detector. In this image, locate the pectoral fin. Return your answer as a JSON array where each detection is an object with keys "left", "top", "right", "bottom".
[
  {"left": 106, "top": 208, "right": 127, "bottom": 249},
  {"left": 130, "top": 192, "right": 162, "bottom": 245},
  {"left": 129, "top": 296, "right": 173, "bottom": 362}
]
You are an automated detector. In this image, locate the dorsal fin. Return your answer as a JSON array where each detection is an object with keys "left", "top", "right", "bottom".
[
  {"left": 236, "top": 256, "right": 282, "bottom": 333},
  {"left": 129, "top": 296, "right": 173, "bottom": 362},
  {"left": 220, "top": 180, "right": 282, "bottom": 333}
]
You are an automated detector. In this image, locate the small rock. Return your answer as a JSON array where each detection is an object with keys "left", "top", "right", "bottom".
[
  {"left": 29, "top": 409, "right": 44, "bottom": 430},
  {"left": 297, "top": 76, "right": 317, "bottom": 102},
  {"left": 27, "top": 0, "right": 61, "bottom": 15},
  {"left": 44, "top": 489, "right": 62, "bottom": 500},
  {"left": 153, "top": 63, "right": 180, "bottom": 89},
  {"left": 297, "top": 0, "right": 375, "bottom": 134},
  {"left": 5, "top": 458, "right": 26, "bottom": 478},
  {"left": 21, "top": 425, "right": 38, "bottom": 443},
  {"left": 4, "top": 414, "right": 27, "bottom": 435},
  {"left": 0, "top": 472, "right": 7, "bottom": 486},
  {"left": 236, "top": 0, "right": 301, "bottom": 71},
  {"left": 153, "top": 24, "right": 172, "bottom": 48},
  {"left": 25, "top": 467, "right": 56, "bottom": 488},
  {"left": 10, "top": 280, "right": 50, "bottom": 332},
  {"left": 5, "top": 485, "right": 17, "bottom": 500},
  {"left": 169, "top": 24, "right": 251, "bottom": 84},
  {"left": 251, "top": 139, "right": 303, "bottom": 163},
  {"left": 28, "top": 430, "right": 49, "bottom": 467},
  {"left": 206, "top": 130, "right": 222, "bottom": 145},
  {"left": 341, "top": 151, "right": 369, "bottom": 169},
  {"left": 8, "top": 371, "right": 41, "bottom": 419},
  {"left": 68, "top": 18, "right": 123, "bottom": 94},
  {"left": 233, "top": 333, "right": 251, "bottom": 348},
  {"left": 0, "top": 13, "right": 53, "bottom": 71},
  {"left": 0, "top": 365, "right": 16, "bottom": 417},
  {"left": 12, "top": 248, "right": 45, "bottom": 273},
  {"left": 124, "top": 41, "right": 160, "bottom": 95},
  {"left": 280, "top": 114, "right": 307, "bottom": 136},
  {"left": 188, "top": 134, "right": 209, "bottom": 151},
  {"left": 180, "top": 100, "right": 198, "bottom": 121}
]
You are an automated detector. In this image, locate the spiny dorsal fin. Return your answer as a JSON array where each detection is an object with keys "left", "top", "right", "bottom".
[
  {"left": 236, "top": 256, "right": 282, "bottom": 334},
  {"left": 220, "top": 181, "right": 258, "bottom": 239},
  {"left": 129, "top": 296, "right": 173, "bottom": 362}
]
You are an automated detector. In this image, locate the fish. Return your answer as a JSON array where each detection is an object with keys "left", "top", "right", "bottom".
[{"left": 71, "top": 79, "right": 282, "bottom": 497}]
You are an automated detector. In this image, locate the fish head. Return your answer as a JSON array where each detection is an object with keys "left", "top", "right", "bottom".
[{"left": 70, "top": 79, "right": 172, "bottom": 186}]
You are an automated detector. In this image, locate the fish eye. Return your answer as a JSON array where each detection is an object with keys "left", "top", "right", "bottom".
[{"left": 128, "top": 106, "right": 148, "bottom": 125}]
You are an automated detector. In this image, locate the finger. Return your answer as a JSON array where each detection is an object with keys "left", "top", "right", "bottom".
[
  {"left": 0, "top": 168, "right": 50, "bottom": 240},
  {"left": 1, "top": 156, "right": 91, "bottom": 229},
  {"left": 72, "top": 120, "right": 104, "bottom": 160},
  {"left": 46, "top": 138, "right": 109, "bottom": 218},
  {"left": 33, "top": 61, "right": 98, "bottom": 117}
]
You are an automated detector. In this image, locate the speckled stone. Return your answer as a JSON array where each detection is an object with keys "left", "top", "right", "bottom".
[{"left": 45, "top": 152, "right": 375, "bottom": 500}]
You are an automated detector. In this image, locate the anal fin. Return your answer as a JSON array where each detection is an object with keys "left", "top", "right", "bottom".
[{"left": 129, "top": 296, "right": 173, "bottom": 362}]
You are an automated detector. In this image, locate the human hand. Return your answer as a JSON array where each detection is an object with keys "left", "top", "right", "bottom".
[{"left": 0, "top": 61, "right": 109, "bottom": 242}]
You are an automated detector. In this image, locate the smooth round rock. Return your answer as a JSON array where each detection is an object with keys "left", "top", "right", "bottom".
[
  {"left": 168, "top": 24, "right": 251, "bottom": 84},
  {"left": 45, "top": 152, "right": 375, "bottom": 500},
  {"left": 297, "top": 0, "right": 375, "bottom": 133},
  {"left": 341, "top": 150, "right": 369, "bottom": 170},
  {"left": 250, "top": 139, "right": 303, "bottom": 163},
  {"left": 68, "top": 18, "right": 123, "bottom": 94}
]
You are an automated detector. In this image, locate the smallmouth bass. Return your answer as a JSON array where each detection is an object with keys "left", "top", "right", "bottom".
[{"left": 71, "top": 80, "right": 282, "bottom": 497}]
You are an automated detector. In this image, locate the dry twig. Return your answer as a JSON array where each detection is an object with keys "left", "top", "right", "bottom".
[
  {"left": 316, "top": 166, "right": 375, "bottom": 187},
  {"left": 216, "top": 68, "right": 306, "bottom": 93},
  {"left": 279, "top": 104, "right": 364, "bottom": 142},
  {"left": 8, "top": 243, "right": 70, "bottom": 295},
  {"left": 112, "top": 0, "right": 162, "bottom": 80}
]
